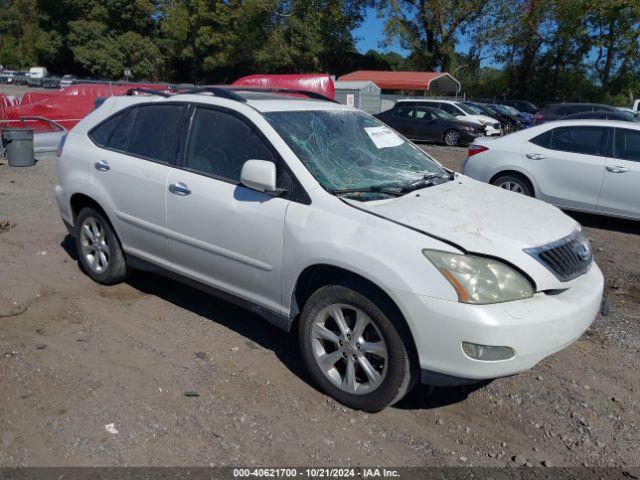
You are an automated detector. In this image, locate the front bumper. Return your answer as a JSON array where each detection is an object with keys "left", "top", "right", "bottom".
[
  {"left": 484, "top": 125, "right": 502, "bottom": 136},
  {"left": 394, "top": 263, "right": 603, "bottom": 381}
]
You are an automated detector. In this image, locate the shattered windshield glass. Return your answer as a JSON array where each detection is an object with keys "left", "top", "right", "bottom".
[{"left": 265, "top": 110, "right": 447, "bottom": 193}]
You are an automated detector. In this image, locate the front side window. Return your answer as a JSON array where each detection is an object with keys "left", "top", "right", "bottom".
[
  {"left": 614, "top": 129, "right": 640, "bottom": 162},
  {"left": 548, "top": 126, "right": 607, "bottom": 155},
  {"left": 414, "top": 108, "right": 433, "bottom": 120},
  {"left": 128, "top": 104, "right": 185, "bottom": 163},
  {"left": 265, "top": 110, "right": 448, "bottom": 193},
  {"left": 185, "top": 108, "right": 275, "bottom": 182}
]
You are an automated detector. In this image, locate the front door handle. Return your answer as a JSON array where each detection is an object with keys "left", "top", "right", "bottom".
[
  {"left": 606, "top": 165, "right": 630, "bottom": 173},
  {"left": 526, "top": 153, "right": 546, "bottom": 160},
  {"left": 168, "top": 182, "right": 192, "bottom": 196},
  {"left": 94, "top": 160, "right": 110, "bottom": 172}
]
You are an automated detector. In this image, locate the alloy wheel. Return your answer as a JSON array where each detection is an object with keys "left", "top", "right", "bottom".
[
  {"left": 79, "top": 216, "right": 110, "bottom": 274},
  {"left": 309, "top": 303, "right": 388, "bottom": 394},
  {"left": 444, "top": 130, "right": 460, "bottom": 146},
  {"left": 498, "top": 180, "right": 525, "bottom": 194}
]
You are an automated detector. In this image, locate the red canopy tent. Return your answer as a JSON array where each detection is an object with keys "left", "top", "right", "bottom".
[{"left": 232, "top": 74, "right": 335, "bottom": 100}]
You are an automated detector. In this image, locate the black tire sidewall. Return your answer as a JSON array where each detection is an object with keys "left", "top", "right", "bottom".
[
  {"left": 74, "top": 207, "right": 125, "bottom": 284},
  {"left": 298, "top": 284, "right": 415, "bottom": 412},
  {"left": 493, "top": 175, "right": 532, "bottom": 196}
]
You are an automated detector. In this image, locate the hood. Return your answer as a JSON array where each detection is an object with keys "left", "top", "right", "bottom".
[
  {"left": 467, "top": 114, "right": 499, "bottom": 125},
  {"left": 346, "top": 177, "right": 579, "bottom": 290},
  {"left": 456, "top": 117, "right": 483, "bottom": 127}
]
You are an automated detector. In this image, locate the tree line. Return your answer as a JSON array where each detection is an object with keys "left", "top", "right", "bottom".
[{"left": 1, "top": 0, "right": 639, "bottom": 104}]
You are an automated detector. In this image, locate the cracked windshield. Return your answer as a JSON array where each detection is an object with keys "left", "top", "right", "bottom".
[{"left": 265, "top": 110, "right": 449, "bottom": 198}]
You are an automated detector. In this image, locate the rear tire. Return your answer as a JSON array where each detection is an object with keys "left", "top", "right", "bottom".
[
  {"left": 75, "top": 207, "right": 129, "bottom": 285},
  {"left": 443, "top": 129, "right": 461, "bottom": 147},
  {"left": 298, "top": 281, "right": 417, "bottom": 412},
  {"left": 491, "top": 174, "right": 533, "bottom": 196}
]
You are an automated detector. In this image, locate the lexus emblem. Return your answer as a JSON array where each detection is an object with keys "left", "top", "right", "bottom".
[{"left": 576, "top": 243, "right": 591, "bottom": 262}]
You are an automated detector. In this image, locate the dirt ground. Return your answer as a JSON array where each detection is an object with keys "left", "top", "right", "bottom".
[{"left": 1, "top": 137, "right": 639, "bottom": 467}]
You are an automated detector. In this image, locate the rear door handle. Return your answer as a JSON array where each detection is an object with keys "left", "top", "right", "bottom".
[
  {"left": 526, "top": 153, "right": 546, "bottom": 160},
  {"left": 168, "top": 182, "right": 191, "bottom": 196},
  {"left": 94, "top": 160, "right": 110, "bottom": 171},
  {"left": 606, "top": 165, "right": 629, "bottom": 173}
]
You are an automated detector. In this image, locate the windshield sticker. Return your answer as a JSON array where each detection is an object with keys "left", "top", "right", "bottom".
[{"left": 364, "top": 126, "right": 404, "bottom": 149}]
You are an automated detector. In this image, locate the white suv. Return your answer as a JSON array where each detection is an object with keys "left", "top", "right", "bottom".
[
  {"left": 396, "top": 99, "right": 502, "bottom": 136},
  {"left": 54, "top": 87, "right": 603, "bottom": 411}
]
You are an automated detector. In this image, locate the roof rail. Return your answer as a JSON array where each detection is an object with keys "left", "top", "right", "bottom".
[
  {"left": 228, "top": 87, "right": 338, "bottom": 103},
  {"left": 125, "top": 88, "right": 171, "bottom": 98},
  {"left": 178, "top": 87, "right": 247, "bottom": 102}
]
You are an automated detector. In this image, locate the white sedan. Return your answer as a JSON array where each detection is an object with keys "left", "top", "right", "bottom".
[{"left": 462, "top": 119, "right": 640, "bottom": 220}]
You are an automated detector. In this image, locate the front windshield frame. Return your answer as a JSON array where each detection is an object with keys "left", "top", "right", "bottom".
[{"left": 264, "top": 109, "right": 450, "bottom": 195}]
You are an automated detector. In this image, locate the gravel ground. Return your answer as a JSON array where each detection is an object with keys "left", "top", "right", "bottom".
[{"left": 0, "top": 142, "right": 639, "bottom": 467}]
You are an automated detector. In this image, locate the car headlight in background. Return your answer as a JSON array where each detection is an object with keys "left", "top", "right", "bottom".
[{"left": 423, "top": 249, "right": 534, "bottom": 304}]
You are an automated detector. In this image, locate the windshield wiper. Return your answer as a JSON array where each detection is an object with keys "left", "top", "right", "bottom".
[
  {"left": 399, "top": 172, "right": 451, "bottom": 193},
  {"left": 330, "top": 185, "right": 403, "bottom": 197}
]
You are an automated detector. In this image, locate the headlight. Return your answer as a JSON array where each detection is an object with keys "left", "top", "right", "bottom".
[
  {"left": 478, "top": 119, "right": 488, "bottom": 125},
  {"left": 423, "top": 249, "right": 534, "bottom": 304}
]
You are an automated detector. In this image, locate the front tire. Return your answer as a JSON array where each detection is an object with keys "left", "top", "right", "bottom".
[
  {"left": 298, "top": 282, "right": 417, "bottom": 412},
  {"left": 75, "top": 207, "right": 129, "bottom": 284},
  {"left": 443, "top": 129, "right": 461, "bottom": 146},
  {"left": 492, "top": 174, "right": 533, "bottom": 196}
]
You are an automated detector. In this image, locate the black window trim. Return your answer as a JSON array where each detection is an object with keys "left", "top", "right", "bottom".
[
  {"left": 88, "top": 101, "right": 188, "bottom": 166},
  {"left": 174, "top": 102, "right": 311, "bottom": 205},
  {"left": 534, "top": 125, "right": 610, "bottom": 157},
  {"left": 613, "top": 127, "right": 640, "bottom": 162}
]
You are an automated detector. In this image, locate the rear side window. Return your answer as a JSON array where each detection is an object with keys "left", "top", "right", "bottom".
[
  {"left": 530, "top": 130, "right": 552, "bottom": 148},
  {"left": 184, "top": 107, "right": 275, "bottom": 182},
  {"left": 89, "top": 110, "right": 133, "bottom": 149},
  {"left": 614, "top": 129, "right": 640, "bottom": 162},
  {"left": 440, "top": 103, "right": 459, "bottom": 115},
  {"left": 128, "top": 104, "right": 185, "bottom": 163},
  {"left": 548, "top": 126, "right": 606, "bottom": 155}
]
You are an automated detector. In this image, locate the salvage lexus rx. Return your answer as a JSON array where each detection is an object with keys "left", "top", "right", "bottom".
[{"left": 54, "top": 88, "right": 604, "bottom": 411}]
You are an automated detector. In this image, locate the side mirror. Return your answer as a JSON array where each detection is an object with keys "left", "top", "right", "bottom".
[{"left": 241, "top": 159, "right": 278, "bottom": 193}]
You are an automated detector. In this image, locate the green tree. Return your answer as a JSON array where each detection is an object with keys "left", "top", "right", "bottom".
[{"left": 377, "top": 0, "right": 490, "bottom": 72}]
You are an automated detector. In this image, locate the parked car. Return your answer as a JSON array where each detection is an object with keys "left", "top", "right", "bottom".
[
  {"left": 563, "top": 110, "right": 640, "bottom": 122},
  {"left": 374, "top": 104, "right": 483, "bottom": 146},
  {"left": 462, "top": 120, "right": 640, "bottom": 220},
  {"left": 60, "top": 74, "right": 76, "bottom": 88},
  {"left": 500, "top": 104, "right": 534, "bottom": 128},
  {"left": 534, "top": 103, "right": 619, "bottom": 124},
  {"left": 55, "top": 88, "right": 603, "bottom": 411},
  {"left": 466, "top": 102, "right": 519, "bottom": 133},
  {"left": 395, "top": 99, "right": 501, "bottom": 136},
  {"left": 0, "top": 70, "right": 16, "bottom": 84},
  {"left": 12, "top": 71, "right": 29, "bottom": 85},
  {"left": 503, "top": 100, "right": 539, "bottom": 115}
]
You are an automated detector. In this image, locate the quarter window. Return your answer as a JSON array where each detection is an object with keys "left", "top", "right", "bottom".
[
  {"left": 548, "top": 126, "right": 606, "bottom": 156},
  {"left": 184, "top": 108, "right": 275, "bottom": 182},
  {"left": 614, "top": 129, "right": 640, "bottom": 162},
  {"left": 89, "top": 109, "right": 133, "bottom": 150},
  {"left": 128, "top": 104, "right": 185, "bottom": 163}
]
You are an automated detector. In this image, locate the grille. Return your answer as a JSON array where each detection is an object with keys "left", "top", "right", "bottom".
[{"left": 525, "top": 230, "right": 592, "bottom": 282}]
